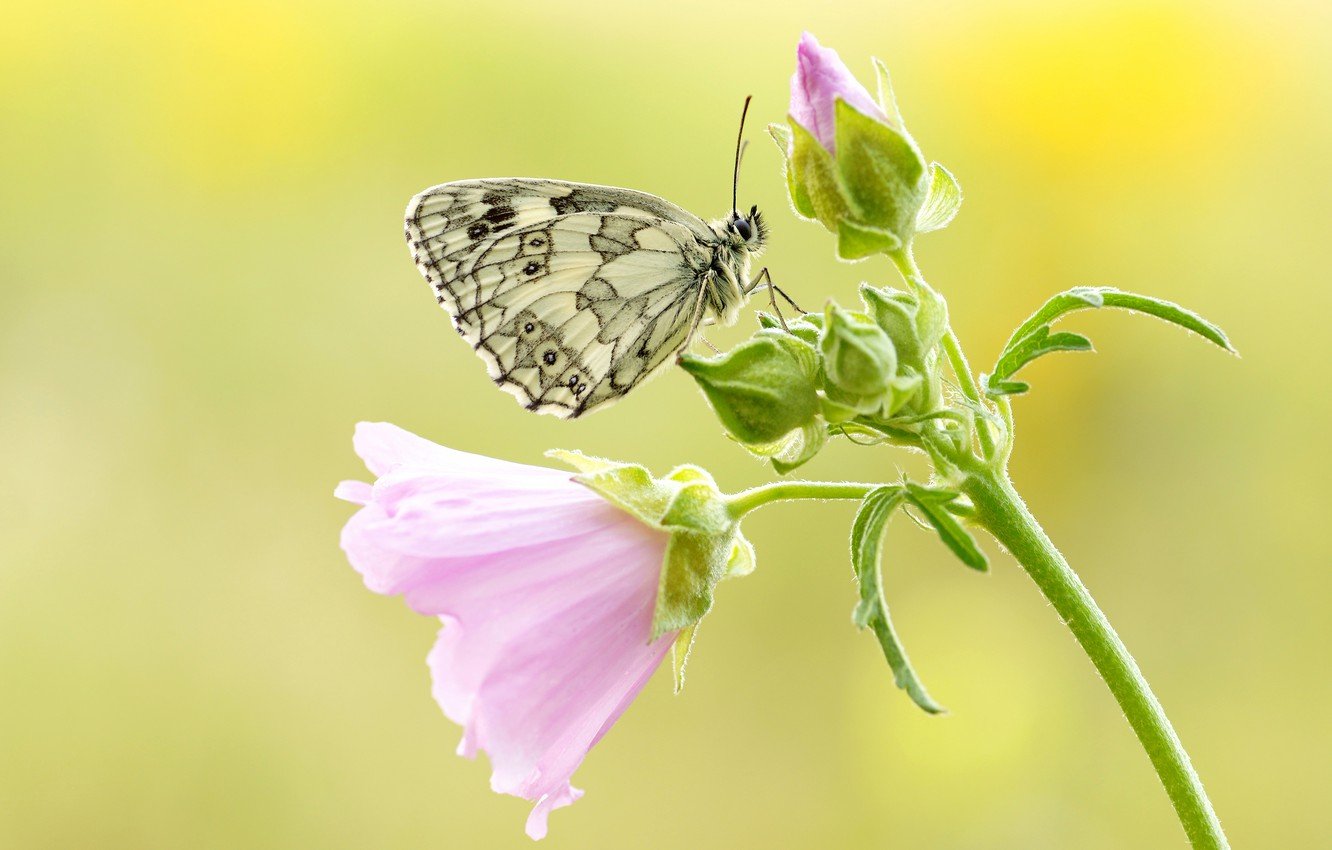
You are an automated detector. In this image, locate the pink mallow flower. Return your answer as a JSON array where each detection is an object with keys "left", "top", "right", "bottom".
[
  {"left": 335, "top": 422, "right": 677, "bottom": 840},
  {"left": 790, "top": 31, "right": 891, "bottom": 154}
]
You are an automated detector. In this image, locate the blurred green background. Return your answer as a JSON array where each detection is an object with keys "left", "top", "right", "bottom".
[{"left": 3, "top": 0, "right": 1329, "bottom": 847}]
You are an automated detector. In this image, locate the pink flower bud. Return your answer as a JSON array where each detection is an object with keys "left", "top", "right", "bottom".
[
  {"left": 336, "top": 422, "right": 676, "bottom": 840},
  {"left": 789, "top": 31, "right": 889, "bottom": 154}
]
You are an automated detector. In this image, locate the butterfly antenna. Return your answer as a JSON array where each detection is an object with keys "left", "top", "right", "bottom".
[{"left": 731, "top": 95, "right": 752, "bottom": 217}]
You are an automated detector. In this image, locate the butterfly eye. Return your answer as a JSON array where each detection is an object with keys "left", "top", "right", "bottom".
[{"left": 732, "top": 218, "right": 753, "bottom": 240}]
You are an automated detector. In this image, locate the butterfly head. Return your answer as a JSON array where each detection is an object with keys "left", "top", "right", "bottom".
[{"left": 724, "top": 205, "right": 768, "bottom": 253}]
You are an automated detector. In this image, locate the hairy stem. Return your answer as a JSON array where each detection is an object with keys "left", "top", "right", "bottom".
[
  {"left": 727, "top": 480, "right": 877, "bottom": 518},
  {"left": 888, "top": 248, "right": 997, "bottom": 460},
  {"left": 964, "top": 469, "right": 1229, "bottom": 849}
]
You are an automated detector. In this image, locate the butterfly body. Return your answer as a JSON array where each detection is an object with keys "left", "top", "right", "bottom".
[{"left": 405, "top": 178, "right": 767, "bottom": 418}]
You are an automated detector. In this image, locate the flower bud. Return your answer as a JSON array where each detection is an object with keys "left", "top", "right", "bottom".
[
  {"left": 680, "top": 333, "right": 821, "bottom": 445},
  {"left": 821, "top": 303, "right": 898, "bottom": 398},
  {"left": 776, "top": 32, "right": 929, "bottom": 258}
]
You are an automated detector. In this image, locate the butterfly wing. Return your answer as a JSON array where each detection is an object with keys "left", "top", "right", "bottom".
[{"left": 406, "top": 179, "right": 717, "bottom": 417}]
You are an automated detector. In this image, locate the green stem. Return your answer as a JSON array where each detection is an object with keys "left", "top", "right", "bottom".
[
  {"left": 963, "top": 468, "right": 1229, "bottom": 849},
  {"left": 727, "top": 480, "right": 877, "bottom": 518},
  {"left": 888, "top": 248, "right": 997, "bottom": 460}
]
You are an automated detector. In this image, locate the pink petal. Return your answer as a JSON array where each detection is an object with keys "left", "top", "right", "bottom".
[
  {"left": 334, "top": 480, "right": 373, "bottom": 505},
  {"left": 790, "top": 31, "right": 888, "bottom": 153},
  {"left": 352, "top": 421, "right": 568, "bottom": 481},
  {"left": 335, "top": 423, "right": 676, "bottom": 840}
]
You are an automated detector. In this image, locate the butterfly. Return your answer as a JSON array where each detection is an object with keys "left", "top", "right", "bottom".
[{"left": 402, "top": 100, "right": 784, "bottom": 418}]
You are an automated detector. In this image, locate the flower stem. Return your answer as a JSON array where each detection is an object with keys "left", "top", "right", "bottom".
[
  {"left": 888, "top": 248, "right": 997, "bottom": 461},
  {"left": 963, "top": 468, "right": 1229, "bottom": 849},
  {"left": 726, "top": 480, "right": 877, "bottom": 518}
]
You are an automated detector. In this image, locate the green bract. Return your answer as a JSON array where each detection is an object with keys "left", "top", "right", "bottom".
[{"left": 546, "top": 450, "right": 756, "bottom": 690}]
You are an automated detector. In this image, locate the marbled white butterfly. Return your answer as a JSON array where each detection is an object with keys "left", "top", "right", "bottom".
[{"left": 403, "top": 99, "right": 784, "bottom": 418}]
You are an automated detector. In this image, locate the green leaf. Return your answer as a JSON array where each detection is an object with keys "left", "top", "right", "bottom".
[
  {"left": 991, "top": 325, "right": 1094, "bottom": 382},
  {"left": 914, "top": 162, "right": 963, "bottom": 234},
  {"left": 982, "top": 376, "right": 1031, "bottom": 398},
  {"left": 905, "top": 484, "right": 988, "bottom": 572},
  {"left": 834, "top": 98, "right": 928, "bottom": 245},
  {"left": 850, "top": 486, "right": 945, "bottom": 714},
  {"left": 1001, "top": 286, "right": 1236, "bottom": 360},
  {"left": 680, "top": 334, "right": 821, "bottom": 445}
]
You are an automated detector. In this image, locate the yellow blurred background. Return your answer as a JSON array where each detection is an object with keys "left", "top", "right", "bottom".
[{"left": 3, "top": 0, "right": 1329, "bottom": 846}]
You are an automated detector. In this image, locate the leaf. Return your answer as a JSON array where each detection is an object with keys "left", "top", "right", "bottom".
[
  {"left": 849, "top": 486, "right": 945, "bottom": 714},
  {"left": 982, "top": 376, "right": 1031, "bottom": 398},
  {"left": 905, "top": 484, "right": 988, "bottom": 572},
  {"left": 991, "top": 325, "right": 1094, "bottom": 382},
  {"left": 914, "top": 162, "right": 963, "bottom": 234},
  {"left": 1000, "top": 286, "right": 1236, "bottom": 360}
]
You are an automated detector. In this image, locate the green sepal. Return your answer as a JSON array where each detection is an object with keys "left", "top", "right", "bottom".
[
  {"left": 664, "top": 530, "right": 753, "bottom": 691},
  {"left": 546, "top": 450, "right": 754, "bottom": 651},
  {"left": 726, "top": 531, "right": 757, "bottom": 578},
  {"left": 655, "top": 529, "right": 732, "bottom": 640},
  {"left": 860, "top": 285, "right": 923, "bottom": 365},
  {"left": 820, "top": 392, "right": 864, "bottom": 424},
  {"left": 681, "top": 333, "right": 821, "bottom": 445},
  {"left": 913, "top": 280, "right": 949, "bottom": 354},
  {"left": 748, "top": 418, "right": 829, "bottom": 475},
  {"left": 872, "top": 57, "right": 907, "bottom": 129},
  {"left": 788, "top": 116, "right": 852, "bottom": 228},
  {"left": 883, "top": 370, "right": 924, "bottom": 416},
  {"left": 757, "top": 311, "right": 822, "bottom": 347},
  {"left": 823, "top": 381, "right": 885, "bottom": 417},
  {"left": 545, "top": 450, "right": 672, "bottom": 526},
  {"left": 660, "top": 482, "right": 732, "bottom": 537},
  {"left": 767, "top": 121, "right": 794, "bottom": 155},
  {"left": 837, "top": 219, "right": 902, "bottom": 260},
  {"left": 821, "top": 303, "right": 898, "bottom": 397},
  {"left": 670, "top": 624, "right": 698, "bottom": 694},
  {"left": 904, "top": 483, "right": 988, "bottom": 572},
  {"left": 914, "top": 162, "right": 963, "bottom": 234},
  {"left": 834, "top": 98, "right": 927, "bottom": 247},
  {"left": 850, "top": 485, "right": 946, "bottom": 714}
]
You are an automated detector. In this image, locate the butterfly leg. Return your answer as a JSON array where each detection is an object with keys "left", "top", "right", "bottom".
[
  {"left": 758, "top": 268, "right": 807, "bottom": 314},
  {"left": 676, "top": 275, "right": 716, "bottom": 363},
  {"left": 751, "top": 267, "right": 807, "bottom": 331}
]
